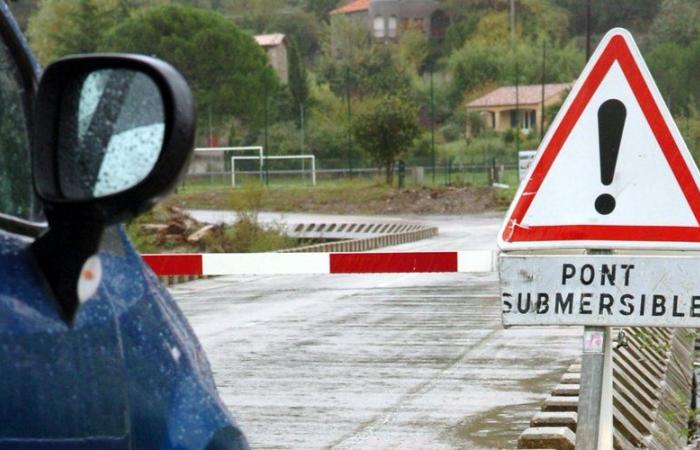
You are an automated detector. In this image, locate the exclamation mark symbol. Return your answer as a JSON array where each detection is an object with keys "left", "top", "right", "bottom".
[{"left": 595, "top": 99, "right": 627, "bottom": 215}]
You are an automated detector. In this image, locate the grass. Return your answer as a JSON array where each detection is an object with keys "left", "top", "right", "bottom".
[
  {"left": 178, "top": 167, "right": 521, "bottom": 192},
  {"left": 165, "top": 175, "right": 512, "bottom": 215},
  {"left": 171, "top": 179, "right": 397, "bottom": 212},
  {"left": 125, "top": 205, "right": 297, "bottom": 254}
]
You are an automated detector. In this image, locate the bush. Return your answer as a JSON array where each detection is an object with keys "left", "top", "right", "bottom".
[
  {"left": 440, "top": 123, "right": 463, "bottom": 142},
  {"left": 201, "top": 218, "right": 294, "bottom": 253}
]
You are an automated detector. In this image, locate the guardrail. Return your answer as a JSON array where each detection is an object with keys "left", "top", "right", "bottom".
[{"left": 516, "top": 327, "right": 695, "bottom": 450}]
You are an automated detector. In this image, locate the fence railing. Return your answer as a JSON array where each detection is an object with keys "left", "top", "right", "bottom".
[{"left": 183, "top": 158, "right": 520, "bottom": 189}]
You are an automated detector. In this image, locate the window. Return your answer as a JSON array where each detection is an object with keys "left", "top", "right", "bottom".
[
  {"left": 373, "top": 16, "right": 385, "bottom": 38},
  {"left": 0, "top": 38, "right": 34, "bottom": 220},
  {"left": 430, "top": 10, "right": 450, "bottom": 40},
  {"left": 510, "top": 109, "right": 537, "bottom": 131},
  {"left": 388, "top": 16, "right": 398, "bottom": 38}
]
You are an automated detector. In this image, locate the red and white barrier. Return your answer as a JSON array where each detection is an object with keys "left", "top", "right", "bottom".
[{"left": 142, "top": 251, "right": 496, "bottom": 276}]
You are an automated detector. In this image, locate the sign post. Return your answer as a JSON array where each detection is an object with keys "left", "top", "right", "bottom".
[
  {"left": 578, "top": 326, "right": 612, "bottom": 450},
  {"left": 497, "top": 28, "right": 700, "bottom": 449}
]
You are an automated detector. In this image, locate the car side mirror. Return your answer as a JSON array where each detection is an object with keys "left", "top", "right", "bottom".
[{"left": 30, "top": 54, "right": 195, "bottom": 324}]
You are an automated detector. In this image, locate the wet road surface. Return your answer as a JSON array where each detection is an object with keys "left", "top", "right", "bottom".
[{"left": 171, "top": 213, "right": 583, "bottom": 449}]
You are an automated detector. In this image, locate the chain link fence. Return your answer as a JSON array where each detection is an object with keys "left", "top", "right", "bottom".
[{"left": 182, "top": 152, "right": 520, "bottom": 190}]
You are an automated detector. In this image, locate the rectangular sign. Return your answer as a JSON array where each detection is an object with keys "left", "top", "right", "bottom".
[
  {"left": 499, "top": 254, "right": 700, "bottom": 327},
  {"left": 518, "top": 150, "right": 537, "bottom": 181}
]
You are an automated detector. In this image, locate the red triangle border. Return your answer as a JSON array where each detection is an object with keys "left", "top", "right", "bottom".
[{"left": 502, "top": 33, "right": 700, "bottom": 245}]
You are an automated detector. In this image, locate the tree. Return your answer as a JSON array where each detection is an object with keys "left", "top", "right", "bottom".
[
  {"left": 553, "top": 0, "right": 659, "bottom": 36},
  {"left": 100, "top": 4, "right": 278, "bottom": 134},
  {"left": 397, "top": 28, "right": 428, "bottom": 74},
  {"left": 649, "top": 0, "right": 700, "bottom": 47},
  {"left": 288, "top": 38, "right": 308, "bottom": 127},
  {"left": 352, "top": 96, "right": 419, "bottom": 185},
  {"left": 223, "top": 0, "right": 285, "bottom": 32},
  {"left": 27, "top": 0, "right": 124, "bottom": 64},
  {"left": 647, "top": 42, "right": 691, "bottom": 114},
  {"left": 304, "top": 0, "right": 340, "bottom": 22},
  {"left": 268, "top": 8, "right": 320, "bottom": 61},
  {"left": 319, "top": 20, "right": 411, "bottom": 99}
]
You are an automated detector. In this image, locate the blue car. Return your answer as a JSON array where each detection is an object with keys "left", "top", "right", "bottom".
[{"left": 0, "top": 3, "right": 248, "bottom": 449}]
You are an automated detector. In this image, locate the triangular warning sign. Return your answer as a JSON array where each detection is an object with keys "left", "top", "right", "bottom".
[{"left": 499, "top": 28, "right": 700, "bottom": 250}]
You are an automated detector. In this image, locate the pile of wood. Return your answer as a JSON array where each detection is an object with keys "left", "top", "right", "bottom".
[{"left": 140, "top": 206, "right": 216, "bottom": 245}]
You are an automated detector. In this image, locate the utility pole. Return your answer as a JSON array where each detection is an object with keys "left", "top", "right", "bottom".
[
  {"left": 264, "top": 82, "right": 269, "bottom": 186},
  {"left": 515, "top": 62, "right": 520, "bottom": 153},
  {"left": 430, "top": 65, "right": 436, "bottom": 185},
  {"left": 541, "top": 40, "right": 546, "bottom": 139},
  {"left": 346, "top": 67, "right": 353, "bottom": 178},
  {"left": 586, "top": 0, "right": 592, "bottom": 60},
  {"left": 509, "top": 0, "right": 515, "bottom": 42},
  {"left": 300, "top": 103, "right": 306, "bottom": 181}
]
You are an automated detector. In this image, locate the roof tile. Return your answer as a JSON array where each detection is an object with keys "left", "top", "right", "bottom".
[
  {"left": 467, "top": 83, "right": 572, "bottom": 108},
  {"left": 330, "top": 0, "right": 370, "bottom": 15}
]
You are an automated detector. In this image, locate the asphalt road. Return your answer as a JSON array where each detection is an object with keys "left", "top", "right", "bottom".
[{"left": 171, "top": 213, "right": 583, "bottom": 449}]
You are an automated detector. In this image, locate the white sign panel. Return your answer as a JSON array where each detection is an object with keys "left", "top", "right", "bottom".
[
  {"left": 498, "top": 28, "right": 700, "bottom": 251},
  {"left": 518, "top": 150, "right": 537, "bottom": 182},
  {"left": 499, "top": 254, "right": 700, "bottom": 328}
]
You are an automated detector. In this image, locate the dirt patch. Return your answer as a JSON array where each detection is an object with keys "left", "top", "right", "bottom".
[
  {"left": 167, "top": 185, "right": 509, "bottom": 215},
  {"left": 377, "top": 186, "right": 505, "bottom": 214}
]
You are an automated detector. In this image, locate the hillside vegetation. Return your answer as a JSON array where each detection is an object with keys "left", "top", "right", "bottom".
[{"left": 11, "top": 0, "right": 700, "bottom": 178}]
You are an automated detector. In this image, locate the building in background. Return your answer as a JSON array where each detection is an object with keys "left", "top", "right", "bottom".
[
  {"left": 466, "top": 83, "right": 572, "bottom": 135},
  {"left": 255, "top": 33, "right": 288, "bottom": 84},
  {"left": 330, "top": 0, "right": 448, "bottom": 41}
]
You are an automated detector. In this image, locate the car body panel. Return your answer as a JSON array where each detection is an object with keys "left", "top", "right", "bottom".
[{"left": 0, "top": 3, "right": 248, "bottom": 448}]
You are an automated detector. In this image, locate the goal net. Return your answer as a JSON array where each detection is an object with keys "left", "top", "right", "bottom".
[{"left": 231, "top": 155, "right": 316, "bottom": 187}]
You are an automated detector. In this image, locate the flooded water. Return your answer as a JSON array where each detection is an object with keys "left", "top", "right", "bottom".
[{"left": 174, "top": 271, "right": 582, "bottom": 449}]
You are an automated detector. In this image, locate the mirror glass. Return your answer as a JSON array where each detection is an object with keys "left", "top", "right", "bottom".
[{"left": 57, "top": 69, "right": 165, "bottom": 199}]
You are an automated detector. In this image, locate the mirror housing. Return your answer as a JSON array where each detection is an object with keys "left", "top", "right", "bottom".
[{"left": 31, "top": 54, "right": 195, "bottom": 324}]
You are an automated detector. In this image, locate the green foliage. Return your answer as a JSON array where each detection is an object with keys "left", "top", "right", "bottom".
[
  {"left": 27, "top": 0, "right": 125, "bottom": 64},
  {"left": 318, "top": 16, "right": 411, "bottom": 98},
  {"left": 201, "top": 216, "right": 294, "bottom": 253},
  {"left": 327, "top": 43, "right": 411, "bottom": 97},
  {"left": 352, "top": 96, "right": 420, "bottom": 184},
  {"left": 448, "top": 39, "right": 582, "bottom": 104},
  {"left": 262, "top": 121, "right": 302, "bottom": 155},
  {"left": 305, "top": 81, "right": 363, "bottom": 163},
  {"left": 267, "top": 8, "right": 320, "bottom": 61},
  {"left": 100, "top": 4, "right": 278, "bottom": 133},
  {"left": 465, "top": 111, "right": 486, "bottom": 136},
  {"left": 677, "top": 103, "right": 700, "bottom": 163},
  {"left": 0, "top": 52, "right": 33, "bottom": 219},
  {"left": 304, "top": 0, "right": 339, "bottom": 22},
  {"left": 647, "top": 42, "right": 692, "bottom": 115},
  {"left": 397, "top": 28, "right": 428, "bottom": 74},
  {"left": 221, "top": 182, "right": 295, "bottom": 252},
  {"left": 288, "top": 38, "right": 309, "bottom": 126},
  {"left": 554, "top": 0, "right": 660, "bottom": 36},
  {"left": 650, "top": 0, "right": 700, "bottom": 47},
  {"left": 224, "top": 0, "right": 286, "bottom": 32},
  {"left": 440, "top": 123, "right": 462, "bottom": 142}
]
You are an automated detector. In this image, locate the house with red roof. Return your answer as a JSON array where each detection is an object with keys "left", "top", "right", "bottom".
[
  {"left": 330, "top": 0, "right": 448, "bottom": 41},
  {"left": 466, "top": 83, "right": 572, "bottom": 134}
]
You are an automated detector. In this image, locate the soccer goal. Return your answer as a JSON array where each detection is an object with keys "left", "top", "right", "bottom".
[
  {"left": 231, "top": 155, "right": 316, "bottom": 187},
  {"left": 194, "top": 146, "right": 264, "bottom": 182}
]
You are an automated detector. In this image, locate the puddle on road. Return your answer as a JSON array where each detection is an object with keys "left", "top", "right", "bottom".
[
  {"left": 450, "top": 402, "right": 539, "bottom": 449},
  {"left": 449, "top": 366, "right": 568, "bottom": 449}
]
